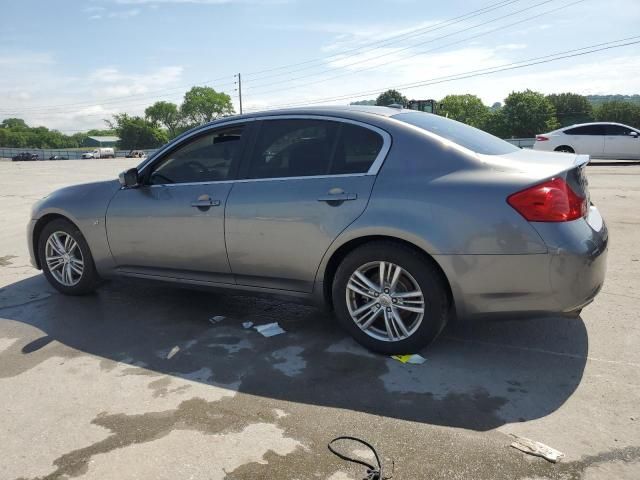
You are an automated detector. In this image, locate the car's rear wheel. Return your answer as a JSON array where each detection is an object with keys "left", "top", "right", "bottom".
[
  {"left": 38, "top": 219, "right": 100, "bottom": 295},
  {"left": 555, "top": 145, "right": 575, "bottom": 153},
  {"left": 332, "top": 242, "right": 449, "bottom": 354}
]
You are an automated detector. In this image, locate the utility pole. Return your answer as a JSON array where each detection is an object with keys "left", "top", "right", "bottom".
[{"left": 235, "top": 73, "right": 243, "bottom": 115}]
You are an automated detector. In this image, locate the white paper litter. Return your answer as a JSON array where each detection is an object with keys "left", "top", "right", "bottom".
[
  {"left": 166, "top": 346, "right": 180, "bottom": 359},
  {"left": 510, "top": 435, "right": 564, "bottom": 463},
  {"left": 242, "top": 321, "right": 254, "bottom": 329},
  {"left": 254, "top": 322, "right": 286, "bottom": 337},
  {"left": 209, "top": 315, "right": 226, "bottom": 324}
]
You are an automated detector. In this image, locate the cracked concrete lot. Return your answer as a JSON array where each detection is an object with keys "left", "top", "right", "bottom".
[{"left": 0, "top": 159, "right": 639, "bottom": 479}]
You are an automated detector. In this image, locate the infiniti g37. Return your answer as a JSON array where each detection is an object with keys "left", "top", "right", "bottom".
[{"left": 27, "top": 106, "right": 608, "bottom": 353}]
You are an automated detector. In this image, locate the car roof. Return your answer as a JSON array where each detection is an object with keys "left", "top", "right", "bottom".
[
  {"left": 203, "top": 105, "right": 404, "bottom": 126},
  {"left": 559, "top": 121, "right": 636, "bottom": 130}
]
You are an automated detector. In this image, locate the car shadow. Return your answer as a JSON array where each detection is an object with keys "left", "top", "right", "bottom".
[{"left": 0, "top": 274, "right": 588, "bottom": 432}]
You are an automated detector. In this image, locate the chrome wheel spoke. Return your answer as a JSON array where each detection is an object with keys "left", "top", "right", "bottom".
[
  {"left": 347, "top": 281, "right": 377, "bottom": 300},
  {"left": 69, "top": 262, "right": 83, "bottom": 275},
  {"left": 383, "top": 309, "right": 400, "bottom": 341},
  {"left": 389, "top": 265, "right": 402, "bottom": 291},
  {"left": 394, "top": 303, "right": 425, "bottom": 314},
  {"left": 379, "top": 261, "right": 386, "bottom": 288},
  {"left": 352, "top": 299, "right": 378, "bottom": 317},
  {"left": 353, "top": 270, "right": 381, "bottom": 293},
  {"left": 391, "top": 307, "right": 410, "bottom": 337},
  {"left": 359, "top": 307, "right": 382, "bottom": 330},
  {"left": 49, "top": 234, "right": 66, "bottom": 256}
]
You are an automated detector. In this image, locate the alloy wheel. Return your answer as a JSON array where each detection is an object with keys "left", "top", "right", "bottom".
[
  {"left": 345, "top": 261, "right": 425, "bottom": 342},
  {"left": 45, "top": 231, "right": 84, "bottom": 286}
]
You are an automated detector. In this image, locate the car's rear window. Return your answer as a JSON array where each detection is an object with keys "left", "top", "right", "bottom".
[{"left": 393, "top": 111, "right": 518, "bottom": 155}]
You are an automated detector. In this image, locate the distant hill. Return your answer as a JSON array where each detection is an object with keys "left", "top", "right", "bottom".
[{"left": 586, "top": 94, "right": 640, "bottom": 106}]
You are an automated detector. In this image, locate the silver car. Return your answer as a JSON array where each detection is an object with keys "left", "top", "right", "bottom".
[{"left": 27, "top": 106, "right": 608, "bottom": 354}]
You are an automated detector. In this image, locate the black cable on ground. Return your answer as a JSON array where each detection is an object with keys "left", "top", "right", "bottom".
[{"left": 328, "top": 436, "right": 393, "bottom": 480}]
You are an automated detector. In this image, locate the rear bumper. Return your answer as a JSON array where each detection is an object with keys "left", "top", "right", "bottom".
[{"left": 435, "top": 206, "right": 608, "bottom": 318}]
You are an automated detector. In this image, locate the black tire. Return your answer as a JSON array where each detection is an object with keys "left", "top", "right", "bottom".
[
  {"left": 555, "top": 145, "right": 575, "bottom": 153},
  {"left": 38, "top": 219, "right": 100, "bottom": 295},
  {"left": 332, "top": 241, "right": 450, "bottom": 354}
]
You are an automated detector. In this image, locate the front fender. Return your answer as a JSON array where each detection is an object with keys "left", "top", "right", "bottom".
[{"left": 30, "top": 180, "right": 121, "bottom": 274}]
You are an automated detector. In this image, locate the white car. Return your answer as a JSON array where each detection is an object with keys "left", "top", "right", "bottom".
[{"left": 533, "top": 122, "right": 640, "bottom": 159}]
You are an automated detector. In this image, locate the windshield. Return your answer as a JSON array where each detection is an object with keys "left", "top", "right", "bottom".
[{"left": 394, "top": 111, "right": 518, "bottom": 155}]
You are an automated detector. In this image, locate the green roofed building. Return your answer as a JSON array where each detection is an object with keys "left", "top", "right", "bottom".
[{"left": 83, "top": 136, "right": 119, "bottom": 148}]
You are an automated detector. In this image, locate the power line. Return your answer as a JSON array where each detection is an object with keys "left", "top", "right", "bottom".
[
  {"left": 245, "top": 36, "right": 640, "bottom": 111},
  {"left": 0, "top": 0, "right": 523, "bottom": 116},
  {"left": 241, "top": 0, "right": 524, "bottom": 82},
  {"left": 244, "top": 0, "right": 574, "bottom": 95}
]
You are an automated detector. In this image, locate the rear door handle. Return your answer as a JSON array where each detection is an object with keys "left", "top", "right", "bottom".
[
  {"left": 191, "top": 199, "right": 221, "bottom": 208},
  {"left": 317, "top": 193, "right": 357, "bottom": 202}
]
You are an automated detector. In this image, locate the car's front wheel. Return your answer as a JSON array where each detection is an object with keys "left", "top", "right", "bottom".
[
  {"left": 332, "top": 242, "right": 449, "bottom": 354},
  {"left": 38, "top": 219, "right": 100, "bottom": 295}
]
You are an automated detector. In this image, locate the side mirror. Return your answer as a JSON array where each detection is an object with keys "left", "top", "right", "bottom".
[
  {"left": 118, "top": 168, "right": 140, "bottom": 188},
  {"left": 630, "top": 131, "right": 639, "bottom": 138}
]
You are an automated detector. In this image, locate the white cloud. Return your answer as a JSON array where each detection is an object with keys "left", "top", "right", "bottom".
[{"left": 108, "top": 8, "right": 141, "bottom": 18}]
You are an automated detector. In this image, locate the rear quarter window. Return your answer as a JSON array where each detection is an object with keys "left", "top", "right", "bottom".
[{"left": 393, "top": 111, "right": 518, "bottom": 155}]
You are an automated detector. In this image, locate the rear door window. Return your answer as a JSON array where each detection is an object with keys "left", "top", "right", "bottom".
[
  {"left": 605, "top": 124, "right": 636, "bottom": 136},
  {"left": 564, "top": 125, "right": 606, "bottom": 135},
  {"left": 247, "top": 119, "right": 338, "bottom": 179},
  {"left": 330, "top": 123, "right": 384, "bottom": 174}
]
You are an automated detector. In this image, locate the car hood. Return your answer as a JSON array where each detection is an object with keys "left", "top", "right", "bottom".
[{"left": 31, "top": 179, "right": 121, "bottom": 219}]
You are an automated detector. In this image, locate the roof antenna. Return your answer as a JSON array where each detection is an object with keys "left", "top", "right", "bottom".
[{"left": 387, "top": 103, "right": 403, "bottom": 109}]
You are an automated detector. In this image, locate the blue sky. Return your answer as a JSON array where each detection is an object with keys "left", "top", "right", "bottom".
[{"left": 1, "top": 0, "right": 639, "bottom": 131}]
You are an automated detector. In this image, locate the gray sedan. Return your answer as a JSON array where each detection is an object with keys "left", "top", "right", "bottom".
[{"left": 27, "top": 106, "right": 608, "bottom": 353}]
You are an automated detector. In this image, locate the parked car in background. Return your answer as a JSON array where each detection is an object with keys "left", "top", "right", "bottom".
[
  {"left": 126, "top": 150, "right": 146, "bottom": 158},
  {"left": 49, "top": 155, "right": 69, "bottom": 160},
  {"left": 12, "top": 152, "right": 39, "bottom": 161},
  {"left": 82, "top": 148, "right": 115, "bottom": 159},
  {"left": 26, "top": 106, "right": 608, "bottom": 354},
  {"left": 534, "top": 122, "right": 640, "bottom": 159}
]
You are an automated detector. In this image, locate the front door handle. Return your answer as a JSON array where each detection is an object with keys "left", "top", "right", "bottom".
[
  {"left": 191, "top": 197, "right": 221, "bottom": 208},
  {"left": 318, "top": 193, "right": 357, "bottom": 202}
]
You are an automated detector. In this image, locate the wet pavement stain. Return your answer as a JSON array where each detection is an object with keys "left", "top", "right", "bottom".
[{"left": 0, "top": 255, "right": 17, "bottom": 267}]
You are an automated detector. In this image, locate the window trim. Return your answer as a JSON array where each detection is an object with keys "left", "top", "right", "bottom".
[
  {"left": 238, "top": 115, "right": 392, "bottom": 182},
  {"left": 136, "top": 115, "right": 391, "bottom": 186}
]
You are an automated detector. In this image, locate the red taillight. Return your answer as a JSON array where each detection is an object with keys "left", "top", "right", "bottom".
[
  {"left": 535, "top": 135, "right": 549, "bottom": 141},
  {"left": 507, "top": 177, "right": 587, "bottom": 222}
]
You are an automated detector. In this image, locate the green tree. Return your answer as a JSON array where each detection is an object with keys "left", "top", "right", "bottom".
[
  {"left": 0, "top": 118, "right": 28, "bottom": 130},
  {"left": 438, "top": 94, "right": 488, "bottom": 128},
  {"left": 375, "top": 89, "right": 407, "bottom": 107},
  {"left": 481, "top": 109, "right": 509, "bottom": 138},
  {"left": 145, "top": 101, "right": 181, "bottom": 138},
  {"left": 350, "top": 99, "right": 376, "bottom": 106},
  {"left": 546, "top": 93, "right": 593, "bottom": 127},
  {"left": 109, "top": 114, "right": 168, "bottom": 150},
  {"left": 180, "top": 86, "right": 234, "bottom": 126},
  {"left": 501, "top": 89, "right": 559, "bottom": 137},
  {"left": 594, "top": 101, "right": 640, "bottom": 128}
]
